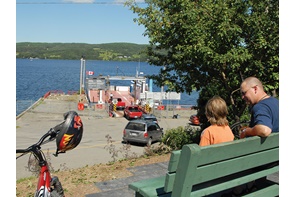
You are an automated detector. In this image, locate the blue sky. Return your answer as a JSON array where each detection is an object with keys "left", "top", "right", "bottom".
[{"left": 16, "top": 0, "right": 149, "bottom": 44}]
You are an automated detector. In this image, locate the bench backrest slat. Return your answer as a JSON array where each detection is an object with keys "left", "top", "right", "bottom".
[
  {"left": 164, "top": 133, "right": 279, "bottom": 197},
  {"left": 195, "top": 148, "right": 278, "bottom": 182},
  {"left": 167, "top": 133, "right": 278, "bottom": 172}
]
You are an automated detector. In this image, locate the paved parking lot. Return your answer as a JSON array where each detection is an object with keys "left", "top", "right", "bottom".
[{"left": 16, "top": 95, "right": 196, "bottom": 180}]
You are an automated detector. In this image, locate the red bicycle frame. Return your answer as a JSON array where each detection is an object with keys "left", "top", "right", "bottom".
[{"left": 35, "top": 163, "right": 51, "bottom": 197}]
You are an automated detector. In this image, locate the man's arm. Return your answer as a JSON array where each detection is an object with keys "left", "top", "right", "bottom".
[{"left": 240, "top": 124, "right": 272, "bottom": 138}]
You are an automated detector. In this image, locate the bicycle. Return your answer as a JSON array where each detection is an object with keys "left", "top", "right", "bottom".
[
  {"left": 16, "top": 111, "right": 83, "bottom": 197},
  {"left": 230, "top": 120, "right": 250, "bottom": 139}
]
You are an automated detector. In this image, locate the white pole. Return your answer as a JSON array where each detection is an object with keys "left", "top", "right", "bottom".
[
  {"left": 161, "top": 85, "right": 163, "bottom": 105},
  {"left": 82, "top": 58, "right": 86, "bottom": 89},
  {"left": 80, "top": 58, "right": 83, "bottom": 96},
  {"left": 161, "top": 66, "right": 166, "bottom": 105}
]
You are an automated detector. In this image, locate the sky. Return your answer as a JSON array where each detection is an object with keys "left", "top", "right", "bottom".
[{"left": 15, "top": 0, "right": 149, "bottom": 44}]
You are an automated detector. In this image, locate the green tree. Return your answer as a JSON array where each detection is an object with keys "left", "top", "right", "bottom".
[
  {"left": 98, "top": 50, "right": 117, "bottom": 61},
  {"left": 126, "top": 0, "right": 279, "bottom": 123}
]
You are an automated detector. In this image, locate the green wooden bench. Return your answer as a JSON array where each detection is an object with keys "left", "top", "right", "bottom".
[{"left": 129, "top": 133, "right": 279, "bottom": 197}]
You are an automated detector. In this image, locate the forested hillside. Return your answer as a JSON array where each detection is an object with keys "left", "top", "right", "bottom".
[{"left": 16, "top": 42, "right": 149, "bottom": 61}]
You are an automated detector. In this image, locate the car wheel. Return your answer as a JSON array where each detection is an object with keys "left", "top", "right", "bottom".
[{"left": 147, "top": 138, "right": 152, "bottom": 146}]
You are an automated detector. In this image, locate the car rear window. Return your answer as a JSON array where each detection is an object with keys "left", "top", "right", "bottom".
[
  {"left": 126, "top": 122, "right": 145, "bottom": 131},
  {"left": 142, "top": 117, "right": 157, "bottom": 121},
  {"left": 129, "top": 107, "right": 139, "bottom": 111},
  {"left": 144, "top": 118, "right": 157, "bottom": 121}
]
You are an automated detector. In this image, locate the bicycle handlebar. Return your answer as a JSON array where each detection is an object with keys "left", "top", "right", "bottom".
[
  {"left": 16, "top": 127, "right": 59, "bottom": 157},
  {"left": 230, "top": 120, "right": 250, "bottom": 139},
  {"left": 230, "top": 120, "right": 250, "bottom": 130}
]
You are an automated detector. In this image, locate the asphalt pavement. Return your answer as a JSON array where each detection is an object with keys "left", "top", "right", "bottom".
[{"left": 16, "top": 94, "right": 196, "bottom": 180}]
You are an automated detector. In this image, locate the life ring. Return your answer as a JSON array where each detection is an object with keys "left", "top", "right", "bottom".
[
  {"left": 157, "top": 105, "right": 164, "bottom": 110},
  {"left": 77, "top": 102, "right": 84, "bottom": 111}
]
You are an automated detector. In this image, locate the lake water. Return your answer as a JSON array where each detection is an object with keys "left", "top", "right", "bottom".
[{"left": 16, "top": 59, "right": 199, "bottom": 115}]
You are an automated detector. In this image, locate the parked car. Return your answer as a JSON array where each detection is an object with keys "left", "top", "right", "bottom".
[
  {"left": 140, "top": 114, "right": 158, "bottom": 123},
  {"left": 124, "top": 105, "right": 143, "bottom": 120},
  {"left": 189, "top": 114, "right": 200, "bottom": 125},
  {"left": 123, "top": 119, "right": 163, "bottom": 146}
]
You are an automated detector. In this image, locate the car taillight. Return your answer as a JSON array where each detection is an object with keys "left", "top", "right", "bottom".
[
  {"left": 143, "top": 132, "right": 148, "bottom": 138},
  {"left": 123, "top": 129, "right": 126, "bottom": 135}
]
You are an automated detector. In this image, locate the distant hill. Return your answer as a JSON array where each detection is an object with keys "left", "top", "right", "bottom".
[{"left": 16, "top": 42, "right": 149, "bottom": 61}]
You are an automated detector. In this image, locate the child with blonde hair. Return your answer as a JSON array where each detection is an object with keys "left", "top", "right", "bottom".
[{"left": 199, "top": 96, "right": 234, "bottom": 146}]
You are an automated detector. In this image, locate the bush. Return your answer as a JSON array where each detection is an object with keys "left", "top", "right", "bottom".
[
  {"left": 144, "top": 143, "right": 172, "bottom": 156},
  {"left": 161, "top": 125, "right": 202, "bottom": 151}
]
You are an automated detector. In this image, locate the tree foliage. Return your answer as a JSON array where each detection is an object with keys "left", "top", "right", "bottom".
[{"left": 126, "top": 0, "right": 279, "bottom": 123}]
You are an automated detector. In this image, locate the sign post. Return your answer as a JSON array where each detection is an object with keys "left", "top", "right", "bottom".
[{"left": 80, "top": 56, "right": 86, "bottom": 96}]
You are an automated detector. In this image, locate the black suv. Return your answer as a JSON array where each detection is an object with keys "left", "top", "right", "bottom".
[{"left": 140, "top": 114, "right": 158, "bottom": 123}]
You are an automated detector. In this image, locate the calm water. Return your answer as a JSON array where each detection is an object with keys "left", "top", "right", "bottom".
[{"left": 16, "top": 59, "right": 199, "bottom": 115}]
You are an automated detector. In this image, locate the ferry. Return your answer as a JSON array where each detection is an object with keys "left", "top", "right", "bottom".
[
  {"left": 76, "top": 57, "right": 194, "bottom": 118},
  {"left": 83, "top": 71, "right": 182, "bottom": 117}
]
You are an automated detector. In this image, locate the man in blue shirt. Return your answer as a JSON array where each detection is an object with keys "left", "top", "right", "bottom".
[
  {"left": 231, "top": 76, "right": 279, "bottom": 195},
  {"left": 239, "top": 77, "right": 279, "bottom": 138}
]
